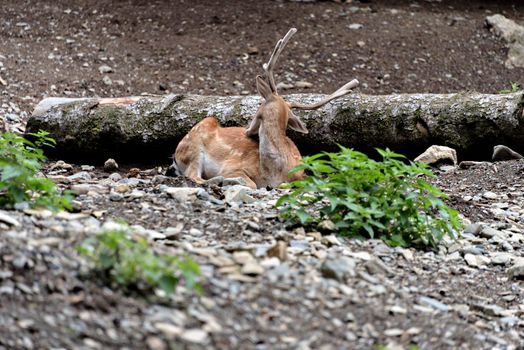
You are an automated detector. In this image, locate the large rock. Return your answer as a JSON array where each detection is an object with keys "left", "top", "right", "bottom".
[
  {"left": 414, "top": 145, "right": 457, "bottom": 166},
  {"left": 492, "top": 144, "right": 523, "bottom": 161},
  {"left": 486, "top": 14, "right": 524, "bottom": 68}
]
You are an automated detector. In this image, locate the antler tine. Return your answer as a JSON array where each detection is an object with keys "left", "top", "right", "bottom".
[
  {"left": 289, "top": 79, "right": 359, "bottom": 110},
  {"left": 263, "top": 28, "right": 297, "bottom": 94}
]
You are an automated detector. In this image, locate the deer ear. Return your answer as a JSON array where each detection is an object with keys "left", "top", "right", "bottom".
[
  {"left": 245, "top": 113, "right": 262, "bottom": 137},
  {"left": 287, "top": 110, "right": 308, "bottom": 134},
  {"left": 256, "top": 75, "right": 273, "bottom": 101}
]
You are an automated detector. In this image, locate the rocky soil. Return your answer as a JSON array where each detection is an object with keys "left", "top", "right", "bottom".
[
  {"left": 1, "top": 159, "right": 524, "bottom": 350},
  {"left": 1, "top": 1, "right": 524, "bottom": 350}
]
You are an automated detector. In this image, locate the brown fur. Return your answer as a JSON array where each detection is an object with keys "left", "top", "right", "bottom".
[{"left": 174, "top": 113, "right": 304, "bottom": 189}]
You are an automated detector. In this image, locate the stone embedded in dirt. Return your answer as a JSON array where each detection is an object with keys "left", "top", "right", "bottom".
[
  {"left": 164, "top": 187, "right": 203, "bottom": 202},
  {"left": 317, "top": 219, "right": 336, "bottom": 233},
  {"left": 154, "top": 322, "right": 183, "bottom": 339},
  {"left": 232, "top": 251, "right": 254, "bottom": 265},
  {"left": 364, "top": 258, "right": 395, "bottom": 277},
  {"left": 464, "top": 253, "right": 490, "bottom": 267},
  {"left": 108, "top": 172, "right": 122, "bottom": 182},
  {"left": 128, "top": 168, "right": 141, "bottom": 178},
  {"left": 102, "top": 75, "right": 112, "bottom": 85},
  {"left": 507, "top": 263, "right": 524, "bottom": 279},
  {"left": 68, "top": 171, "right": 92, "bottom": 181},
  {"left": 222, "top": 177, "right": 247, "bottom": 187},
  {"left": 321, "top": 234, "right": 341, "bottom": 247},
  {"left": 98, "top": 64, "right": 113, "bottom": 74},
  {"left": 414, "top": 145, "right": 457, "bottom": 166},
  {"left": 241, "top": 261, "right": 264, "bottom": 276},
  {"left": 103, "top": 158, "right": 118, "bottom": 172},
  {"left": 164, "top": 223, "right": 184, "bottom": 239},
  {"left": 462, "top": 245, "right": 485, "bottom": 255},
  {"left": 295, "top": 80, "right": 313, "bottom": 89},
  {"left": 419, "top": 296, "right": 450, "bottom": 312},
  {"left": 0, "top": 211, "right": 20, "bottom": 226},
  {"left": 320, "top": 256, "right": 356, "bottom": 281},
  {"left": 486, "top": 14, "right": 524, "bottom": 68},
  {"left": 492, "top": 145, "right": 524, "bottom": 161},
  {"left": 491, "top": 253, "right": 512, "bottom": 266},
  {"left": 458, "top": 161, "right": 495, "bottom": 170},
  {"left": 398, "top": 248, "right": 414, "bottom": 261},
  {"left": 109, "top": 191, "right": 124, "bottom": 202},
  {"left": 267, "top": 241, "right": 288, "bottom": 261},
  {"left": 81, "top": 165, "right": 95, "bottom": 171},
  {"left": 114, "top": 184, "right": 131, "bottom": 193},
  {"left": 180, "top": 328, "right": 209, "bottom": 344},
  {"left": 49, "top": 160, "right": 73, "bottom": 171},
  {"left": 347, "top": 251, "right": 372, "bottom": 261},
  {"left": 145, "top": 336, "right": 167, "bottom": 350},
  {"left": 482, "top": 191, "right": 498, "bottom": 200},
  {"left": 276, "top": 82, "right": 294, "bottom": 90},
  {"left": 223, "top": 185, "right": 255, "bottom": 204},
  {"left": 388, "top": 305, "right": 408, "bottom": 315},
  {"left": 471, "top": 303, "right": 508, "bottom": 317},
  {"left": 463, "top": 223, "right": 482, "bottom": 235},
  {"left": 480, "top": 226, "right": 503, "bottom": 239},
  {"left": 71, "top": 183, "right": 108, "bottom": 194}
]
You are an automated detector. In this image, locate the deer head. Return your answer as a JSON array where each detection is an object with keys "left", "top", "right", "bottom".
[{"left": 172, "top": 28, "right": 359, "bottom": 189}]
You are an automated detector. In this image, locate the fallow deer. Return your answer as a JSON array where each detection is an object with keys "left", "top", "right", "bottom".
[{"left": 172, "top": 28, "right": 359, "bottom": 189}]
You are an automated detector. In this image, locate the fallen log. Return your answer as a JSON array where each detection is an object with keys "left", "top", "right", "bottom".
[{"left": 26, "top": 92, "right": 524, "bottom": 163}]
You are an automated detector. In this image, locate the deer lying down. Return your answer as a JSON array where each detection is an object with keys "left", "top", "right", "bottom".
[{"left": 172, "top": 28, "right": 359, "bottom": 189}]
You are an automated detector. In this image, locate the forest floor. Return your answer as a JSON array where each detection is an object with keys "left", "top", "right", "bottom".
[{"left": 1, "top": 1, "right": 524, "bottom": 349}]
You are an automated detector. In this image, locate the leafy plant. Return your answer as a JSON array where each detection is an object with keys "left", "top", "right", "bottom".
[
  {"left": 77, "top": 229, "right": 201, "bottom": 295},
  {"left": 276, "top": 147, "right": 461, "bottom": 249},
  {"left": 499, "top": 81, "right": 521, "bottom": 94},
  {"left": 0, "top": 130, "right": 72, "bottom": 210}
]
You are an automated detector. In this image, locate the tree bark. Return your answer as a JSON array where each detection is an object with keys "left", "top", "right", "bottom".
[{"left": 26, "top": 92, "right": 524, "bottom": 163}]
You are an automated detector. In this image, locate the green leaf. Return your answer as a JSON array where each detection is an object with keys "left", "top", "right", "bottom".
[
  {"left": 296, "top": 208, "right": 312, "bottom": 224},
  {"left": 158, "top": 275, "right": 178, "bottom": 294},
  {"left": 275, "top": 145, "right": 462, "bottom": 249}
]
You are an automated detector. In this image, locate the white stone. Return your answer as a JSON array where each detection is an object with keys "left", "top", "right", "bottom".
[
  {"left": 164, "top": 187, "right": 201, "bottom": 202},
  {"left": 414, "top": 145, "right": 457, "bottom": 166},
  {"left": 241, "top": 261, "right": 264, "bottom": 275},
  {"left": 486, "top": 14, "right": 524, "bottom": 68},
  {"left": 180, "top": 329, "right": 209, "bottom": 344},
  {"left": 0, "top": 211, "right": 20, "bottom": 226},
  {"left": 154, "top": 323, "right": 182, "bottom": 339},
  {"left": 223, "top": 185, "right": 255, "bottom": 204},
  {"left": 482, "top": 191, "right": 498, "bottom": 200}
]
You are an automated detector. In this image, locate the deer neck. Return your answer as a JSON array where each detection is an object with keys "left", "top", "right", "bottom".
[{"left": 258, "top": 120, "right": 289, "bottom": 187}]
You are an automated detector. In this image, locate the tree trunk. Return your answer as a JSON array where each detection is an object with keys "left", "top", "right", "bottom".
[{"left": 26, "top": 92, "right": 524, "bottom": 163}]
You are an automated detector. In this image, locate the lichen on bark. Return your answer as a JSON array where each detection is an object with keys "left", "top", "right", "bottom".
[{"left": 26, "top": 91, "right": 524, "bottom": 162}]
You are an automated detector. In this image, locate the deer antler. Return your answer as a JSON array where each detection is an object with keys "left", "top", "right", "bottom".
[
  {"left": 263, "top": 28, "right": 297, "bottom": 94},
  {"left": 289, "top": 79, "right": 360, "bottom": 110}
]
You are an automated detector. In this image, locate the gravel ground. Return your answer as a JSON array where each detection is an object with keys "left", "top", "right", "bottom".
[
  {"left": 0, "top": 160, "right": 524, "bottom": 350},
  {"left": 1, "top": 1, "right": 524, "bottom": 349}
]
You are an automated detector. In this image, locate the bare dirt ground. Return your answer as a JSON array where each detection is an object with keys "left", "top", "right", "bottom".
[
  {"left": 1, "top": 0, "right": 523, "bottom": 117},
  {"left": 1, "top": 1, "right": 524, "bottom": 350}
]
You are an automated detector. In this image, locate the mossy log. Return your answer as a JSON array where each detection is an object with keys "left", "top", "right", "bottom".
[{"left": 27, "top": 92, "right": 524, "bottom": 163}]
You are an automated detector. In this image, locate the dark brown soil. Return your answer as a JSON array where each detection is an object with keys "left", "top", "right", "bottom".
[{"left": 1, "top": 0, "right": 523, "bottom": 117}]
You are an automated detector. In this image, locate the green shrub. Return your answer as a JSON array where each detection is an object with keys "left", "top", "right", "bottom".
[
  {"left": 0, "top": 130, "right": 72, "bottom": 210},
  {"left": 77, "top": 229, "right": 201, "bottom": 295},
  {"left": 499, "top": 81, "right": 521, "bottom": 94},
  {"left": 276, "top": 147, "right": 461, "bottom": 249}
]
